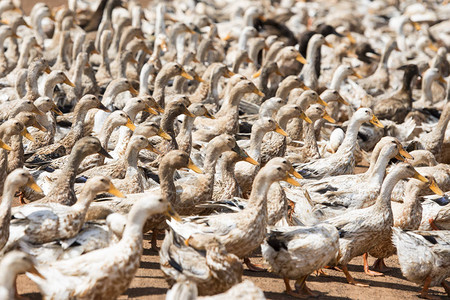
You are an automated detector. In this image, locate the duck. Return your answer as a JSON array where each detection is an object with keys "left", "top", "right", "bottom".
[
  {"left": 28, "top": 136, "right": 112, "bottom": 206},
  {"left": 0, "top": 251, "right": 44, "bottom": 300},
  {"left": 10, "top": 177, "right": 124, "bottom": 245},
  {"left": 28, "top": 194, "right": 180, "bottom": 300},
  {"left": 299, "top": 34, "right": 332, "bottom": 90},
  {"left": 1, "top": 169, "right": 42, "bottom": 251},
  {"left": 160, "top": 228, "right": 243, "bottom": 296},
  {"left": 294, "top": 107, "right": 384, "bottom": 179},
  {"left": 392, "top": 228, "right": 450, "bottom": 299},
  {"left": 373, "top": 64, "right": 419, "bottom": 123},
  {"left": 366, "top": 175, "right": 444, "bottom": 274},
  {"left": 262, "top": 223, "right": 339, "bottom": 298},
  {"left": 26, "top": 95, "right": 109, "bottom": 164},
  {"left": 166, "top": 158, "right": 300, "bottom": 268},
  {"left": 323, "top": 163, "right": 428, "bottom": 284}
]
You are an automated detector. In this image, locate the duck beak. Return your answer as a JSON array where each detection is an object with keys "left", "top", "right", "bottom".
[
  {"left": 158, "top": 128, "right": 172, "bottom": 140},
  {"left": 125, "top": 118, "right": 136, "bottom": 131},
  {"left": 296, "top": 54, "right": 307, "bottom": 64},
  {"left": 413, "top": 170, "right": 428, "bottom": 183},
  {"left": 146, "top": 106, "right": 158, "bottom": 115},
  {"left": 283, "top": 172, "right": 300, "bottom": 186},
  {"left": 428, "top": 178, "right": 444, "bottom": 196},
  {"left": 63, "top": 76, "right": 75, "bottom": 87},
  {"left": 130, "top": 57, "right": 138, "bottom": 65},
  {"left": 33, "top": 120, "right": 47, "bottom": 132},
  {"left": 316, "top": 96, "right": 328, "bottom": 106},
  {"left": 322, "top": 111, "right": 336, "bottom": 123},
  {"left": 252, "top": 69, "right": 261, "bottom": 78},
  {"left": 187, "top": 158, "right": 203, "bottom": 174},
  {"left": 146, "top": 144, "right": 160, "bottom": 155},
  {"left": 275, "top": 68, "right": 283, "bottom": 76},
  {"left": 274, "top": 122, "right": 288, "bottom": 137},
  {"left": 352, "top": 69, "right": 363, "bottom": 79},
  {"left": 181, "top": 69, "right": 194, "bottom": 80},
  {"left": 337, "top": 96, "right": 349, "bottom": 106},
  {"left": 128, "top": 85, "right": 138, "bottom": 96},
  {"left": 183, "top": 107, "right": 195, "bottom": 118},
  {"left": 412, "top": 21, "right": 421, "bottom": 31},
  {"left": 160, "top": 39, "right": 168, "bottom": 52},
  {"left": 21, "top": 128, "right": 35, "bottom": 141},
  {"left": 300, "top": 82, "right": 310, "bottom": 90},
  {"left": 31, "top": 105, "right": 44, "bottom": 115},
  {"left": 194, "top": 74, "right": 204, "bottom": 82},
  {"left": 0, "top": 139, "right": 12, "bottom": 151},
  {"left": 346, "top": 33, "right": 356, "bottom": 44},
  {"left": 192, "top": 57, "right": 200, "bottom": 63},
  {"left": 395, "top": 154, "right": 406, "bottom": 161},
  {"left": 370, "top": 114, "right": 384, "bottom": 128},
  {"left": 438, "top": 76, "right": 447, "bottom": 84},
  {"left": 300, "top": 111, "right": 312, "bottom": 124},
  {"left": 25, "top": 21, "right": 33, "bottom": 29},
  {"left": 222, "top": 32, "right": 232, "bottom": 41},
  {"left": 12, "top": 33, "right": 20, "bottom": 39},
  {"left": 428, "top": 43, "right": 438, "bottom": 52},
  {"left": 98, "top": 146, "right": 112, "bottom": 159},
  {"left": 27, "top": 265, "right": 45, "bottom": 279},
  {"left": 232, "top": 144, "right": 259, "bottom": 165},
  {"left": 98, "top": 102, "right": 111, "bottom": 112},
  {"left": 398, "top": 144, "right": 413, "bottom": 159},
  {"left": 144, "top": 47, "right": 152, "bottom": 55},
  {"left": 289, "top": 166, "right": 303, "bottom": 179},
  {"left": 324, "top": 40, "right": 333, "bottom": 48},
  {"left": 91, "top": 48, "right": 100, "bottom": 55},
  {"left": 51, "top": 105, "right": 63, "bottom": 115},
  {"left": 203, "top": 110, "right": 215, "bottom": 119},
  {"left": 33, "top": 44, "right": 42, "bottom": 51},
  {"left": 108, "top": 182, "right": 125, "bottom": 198},
  {"left": 26, "top": 177, "right": 42, "bottom": 193},
  {"left": 165, "top": 204, "right": 181, "bottom": 221},
  {"left": 44, "top": 66, "right": 51, "bottom": 74},
  {"left": 252, "top": 87, "right": 265, "bottom": 97},
  {"left": 245, "top": 57, "right": 253, "bottom": 63},
  {"left": 152, "top": 102, "right": 164, "bottom": 114},
  {"left": 226, "top": 70, "right": 235, "bottom": 77}
]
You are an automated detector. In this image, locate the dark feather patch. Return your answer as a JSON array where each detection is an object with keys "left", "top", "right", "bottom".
[
  {"left": 266, "top": 232, "right": 288, "bottom": 251},
  {"left": 168, "top": 254, "right": 183, "bottom": 272},
  {"left": 422, "top": 234, "right": 438, "bottom": 245}
]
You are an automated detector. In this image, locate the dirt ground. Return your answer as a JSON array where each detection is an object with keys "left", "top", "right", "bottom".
[{"left": 14, "top": 1, "right": 449, "bottom": 299}]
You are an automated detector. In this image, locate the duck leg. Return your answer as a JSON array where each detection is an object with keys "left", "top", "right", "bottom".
[
  {"left": 151, "top": 230, "right": 159, "bottom": 251},
  {"left": 341, "top": 265, "right": 369, "bottom": 286},
  {"left": 420, "top": 275, "right": 439, "bottom": 300},
  {"left": 363, "top": 253, "right": 384, "bottom": 276},
  {"left": 428, "top": 218, "right": 439, "bottom": 230},
  {"left": 372, "top": 258, "right": 390, "bottom": 272},
  {"left": 284, "top": 277, "right": 292, "bottom": 292},
  {"left": 285, "top": 275, "right": 319, "bottom": 298},
  {"left": 17, "top": 191, "right": 26, "bottom": 205},
  {"left": 243, "top": 257, "right": 266, "bottom": 272}
]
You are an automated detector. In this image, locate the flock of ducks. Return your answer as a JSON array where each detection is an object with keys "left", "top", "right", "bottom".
[{"left": 0, "top": 0, "right": 449, "bottom": 299}]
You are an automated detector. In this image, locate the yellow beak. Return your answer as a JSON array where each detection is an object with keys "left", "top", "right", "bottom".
[
  {"left": 346, "top": 33, "right": 356, "bottom": 44},
  {"left": 370, "top": 114, "right": 384, "bottom": 128},
  {"left": 252, "top": 87, "right": 265, "bottom": 97},
  {"left": 158, "top": 128, "right": 172, "bottom": 140},
  {"left": 322, "top": 111, "right": 336, "bottom": 123},
  {"left": 0, "top": 139, "right": 12, "bottom": 151},
  {"left": 316, "top": 96, "right": 328, "bottom": 107},
  {"left": 165, "top": 204, "right": 182, "bottom": 221},
  {"left": 274, "top": 122, "right": 288, "bottom": 137},
  {"left": 125, "top": 118, "right": 136, "bottom": 131},
  {"left": 413, "top": 170, "right": 429, "bottom": 183},
  {"left": 252, "top": 69, "right": 262, "bottom": 79},
  {"left": 108, "top": 182, "right": 125, "bottom": 198},
  {"left": 337, "top": 96, "right": 350, "bottom": 106},
  {"left": 27, "top": 177, "right": 42, "bottom": 193},
  {"left": 428, "top": 178, "right": 444, "bottom": 196},
  {"left": 146, "top": 144, "right": 161, "bottom": 155},
  {"left": 296, "top": 54, "right": 307, "bottom": 64},
  {"left": 283, "top": 172, "right": 300, "bottom": 186},
  {"left": 203, "top": 110, "right": 215, "bottom": 119},
  {"left": 181, "top": 70, "right": 194, "bottom": 80},
  {"left": 128, "top": 85, "right": 138, "bottom": 96},
  {"left": 300, "top": 111, "right": 312, "bottom": 124},
  {"left": 289, "top": 166, "right": 303, "bottom": 179},
  {"left": 21, "top": 128, "right": 35, "bottom": 142},
  {"left": 187, "top": 158, "right": 203, "bottom": 174}
]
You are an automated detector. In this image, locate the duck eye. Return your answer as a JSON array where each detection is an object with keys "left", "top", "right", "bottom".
[
  {"left": 159, "top": 198, "right": 163, "bottom": 202},
  {"left": 137, "top": 100, "right": 142, "bottom": 103},
  {"left": 277, "top": 167, "right": 282, "bottom": 171}
]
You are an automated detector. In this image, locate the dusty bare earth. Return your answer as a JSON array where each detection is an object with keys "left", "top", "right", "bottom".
[{"left": 14, "top": 1, "right": 449, "bottom": 299}]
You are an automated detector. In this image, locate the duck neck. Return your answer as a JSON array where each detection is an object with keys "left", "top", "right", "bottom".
[
  {"left": 25, "top": 66, "right": 41, "bottom": 100},
  {"left": 0, "top": 178, "right": 15, "bottom": 220},
  {"left": 220, "top": 158, "right": 239, "bottom": 193},
  {"left": 43, "top": 74, "right": 62, "bottom": 98},
  {"left": 303, "top": 120, "right": 319, "bottom": 155},
  {"left": 154, "top": 70, "right": 173, "bottom": 107},
  {"left": 245, "top": 172, "right": 273, "bottom": 214},
  {"left": 249, "top": 128, "right": 267, "bottom": 162},
  {"left": 0, "top": 260, "right": 17, "bottom": 297},
  {"left": 336, "top": 117, "right": 363, "bottom": 154},
  {"left": 73, "top": 186, "right": 98, "bottom": 212},
  {"left": 139, "top": 63, "right": 153, "bottom": 95},
  {"left": 368, "top": 151, "right": 392, "bottom": 186},
  {"left": 238, "top": 33, "right": 251, "bottom": 51},
  {"left": 72, "top": 57, "right": 85, "bottom": 88},
  {"left": 98, "top": 121, "right": 118, "bottom": 148},
  {"left": 403, "top": 181, "right": 422, "bottom": 206},
  {"left": 55, "top": 34, "right": 70, "bottom": 69},
  {"left": 330, "top": 67, "right": 349, "bottom": 90},
  {"left": 420, "top": 73, "right": 435, "bottom": 104},
  {"left": 161, "top": 110, "right": 180, "bottom": 147},
  {"left": 277, "top": 114, "right": 294, "bottom": 130},
  {"left": 16, "top": 39, "right": 33, "bottom": 70},
  {"left": 375, "top": 170, "right": 404, "bottom": 210},
  {"left": 124, "top": 144, "right": 140, "bottom": 169},
  {"left": 276, "top": 80, "right": 296, "bottom": 100},
  {"left": 377, "top": 42, "right": 395, "bottom": 71},
  {"left": 232, "top": 51, "right": 248, "bottom": 73},
  {"left": 217, "top": 86, "right": 246, "bottom": 115},
  {"left": 159, "top": 163, "right": 177, "bottom": 204},
  {"left": 430, "top": 106, "right": 450, "bottom": 145}
]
